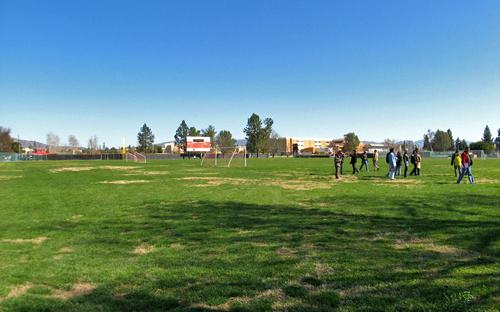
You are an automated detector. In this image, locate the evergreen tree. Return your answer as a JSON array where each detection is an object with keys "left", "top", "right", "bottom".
[
  {"left": 244, "top": 113, "right": 262, "bottom": 156},
  {"left": 243, "top": 113, "right": 274, "bottom": 156},
  {"left": 495, "top": 128, "right": 500, "bottom": 151},
  {"left": 201, "top": 125, "right": 216, "bottom": 146},
  {"left": 431, "top": 129, "right": 452, "bottom": 151},
  {"left": 446, "top": 129, "right": 454, "bottom": 150},
  {"left": 343, "top": 132, "right": 360, "bottom": 152},
  {"left": 455, "top": 137, "right": 461, "bottom": 150},
  {"left": 188, "top": 127, "right": 201, "bottom": 136},
  {"left": 137, "top": 123, "right": 155, "bottom": 153},
  {"left": 174, "top": 120, "right": 189, "bottom": 151},
  {"left": 215, "top": 130, "right": 236, "bottom": 148},
  {"left": 461, "top": 139, "right": 468, "bottom": 149},
  {"left": 482, "top": 125, "right": 493, "bottom": 144}
]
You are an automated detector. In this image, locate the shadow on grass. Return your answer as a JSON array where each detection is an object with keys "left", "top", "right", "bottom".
[{"left": 3, "top": 194, "right": 499, "bottom": 311}]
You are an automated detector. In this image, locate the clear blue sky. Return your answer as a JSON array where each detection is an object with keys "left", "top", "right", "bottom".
[{"left": 1, "top": 0, "right": 499, "bottom": 147}]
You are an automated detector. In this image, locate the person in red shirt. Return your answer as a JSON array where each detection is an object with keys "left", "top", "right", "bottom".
[{"left": 457, "top": 147, "right": 475, "bottom": 184}]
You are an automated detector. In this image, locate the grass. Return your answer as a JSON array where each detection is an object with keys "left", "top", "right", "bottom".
[{"left": 0, "top": 157, "right": 499, "bottom": 311}]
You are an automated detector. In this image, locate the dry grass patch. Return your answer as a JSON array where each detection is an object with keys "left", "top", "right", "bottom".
[
  {"left": 276, "top": 247, "right": 297, "bottom": 258},
  {"left": 177, "top": 177, "right": 251, "bottom": 187},
  {"left": 52, "top": 283, "right": 96, "bottom": 300},
  {"left": 315, "top": 262, "right": 335, "bottom": 275},
  {"left": 394, "top": 237, "right": 466, "bottom": 255},
  {"left": 99, "top": 180, "right": 151, "bottom": 185},
  {"left": 122, "top": 171, "right": 169, "bottom": 176},
  {"left": 1, "top": 283, "right": 33, "bottom": 300},
  {"left": 270, "top": 179, "right": 332, "bottom": 191},
  {"left": 169, "top": 243, "right": 185, "bottom": 250},
  {"left": 1, "top": 236, "right": 48, "bottom": 245},
  {"left": 51, "top": 166, "right": 139, "bottom": 173},
  {"left": 50, "top": 167, "right": 94, "bottom": 173},
  {"left": 133, "top": 244, "right": 156, "bottom": 255},
  {"left": 0, "top": 175, "right": 23, "bottom": 180}
]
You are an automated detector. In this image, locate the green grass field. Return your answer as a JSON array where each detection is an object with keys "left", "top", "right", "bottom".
[{"left": 0, "top": 158, "right": 499, "bottom": 312}]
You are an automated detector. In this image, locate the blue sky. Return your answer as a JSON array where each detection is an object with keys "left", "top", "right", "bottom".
[{"left": 1, "top": 0, "right": 499, "bottom": 147}]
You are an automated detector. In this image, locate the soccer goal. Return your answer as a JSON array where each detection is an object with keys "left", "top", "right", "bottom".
[
  {"left": 126, "top": 152, "right": 147, "bottom": 163},
  {"left": 201, "top": 146, "right": 247, "bottom": 168}
]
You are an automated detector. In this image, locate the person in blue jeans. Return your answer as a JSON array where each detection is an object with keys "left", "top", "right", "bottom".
[
  {"left": 395, "top": 151, "right": 403, "bottom": 176},
  {"left": 457, "top": 148, "right": 475, "bottom": 184},
  {"left": 387, "top": 148, "right": 397, "bottom": 180},
  {"left": 359, "top": 151, "right": 369, "bottom": 172}
]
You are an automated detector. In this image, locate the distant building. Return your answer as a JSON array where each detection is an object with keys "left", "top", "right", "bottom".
[{"left": 284, "top": 137, "right": 342, "bottom": 154}]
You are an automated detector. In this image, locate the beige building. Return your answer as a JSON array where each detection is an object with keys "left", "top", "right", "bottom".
[{"left": 284, "top": 137, "right": 342, "bottom": 154}]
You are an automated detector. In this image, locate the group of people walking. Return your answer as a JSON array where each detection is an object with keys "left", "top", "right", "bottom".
[
  {"left": 332, "top": 148, "right": 422, "bottom": 180},
  {"left": 452, "top": 148, "right": 475, "bottom": 184},
  {"left": 333, "top": 147, "right": 476, "bottom": 184}
]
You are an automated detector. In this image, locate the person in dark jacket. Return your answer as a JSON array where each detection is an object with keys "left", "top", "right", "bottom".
[
  {"left": 403, "top": 150, "right": 410, "bottom": 177},
  {"left": 395, "top": 151, "right": 403, "bottom": 176},
  {"left": 333, "top": 150, "right": 343, "bottom": 179},
  {"left": 350, "top": 150, "right": 359, "bottom": 174},
  {"left": 359, "top": 151, "right": 369, "bottom": 172},
  {"left": 409, "top": 149, "right": 417, "bottom": 176}
]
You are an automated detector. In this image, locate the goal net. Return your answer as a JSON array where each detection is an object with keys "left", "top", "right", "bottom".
[
  {"left": 126, "top": 152, "right": 147, "bottom": 163},
  {"left": 201, "top": 146, "right": 247, "bottom": 168}
]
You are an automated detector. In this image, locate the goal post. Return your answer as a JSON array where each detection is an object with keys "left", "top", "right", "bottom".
[
  {"left": 201, "top": 146, "right": 247, "bottom": 168},
  {"left": 125, "top": 152, "right": 147, "bottom": 163}
]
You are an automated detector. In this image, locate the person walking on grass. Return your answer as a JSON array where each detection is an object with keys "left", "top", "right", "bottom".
[
  {"left": 387, "top": 148, "right": 397, "bottom": 180},
  {"left": 373, "top": 150, "right": 379, "bottom": 171},
  {"left": 457, "top": 147, "right": 475, "bottom": 184},
  {"left": 339, "top": 150, "right": 345, "bottom": 175},
  {"left": 409, "top": 149, "right": 417, "bottom": 176},
  {"left": 350, "top": 149, "right": 359, "bottom": 175},
  {"left": 403, "top": 150, "right": 410, "bottom": 178},
  {"left": 359, "top": 151, "right": 369, "bottom": 172},
  {"left": 395, "top": 151, "right": 403, "bottom": 176},
  {"left": 333, "top": 150, "right": 343, "bottom": 179},
  {"left": 415, "top": 148, "right": 422, "bottom": 176},
  {"left": 451, "top": 149, "right": 461, "bottom": 177}
]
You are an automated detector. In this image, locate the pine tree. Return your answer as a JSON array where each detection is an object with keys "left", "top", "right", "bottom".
[
  {"left": 174, "top": 120, "right": 189, "bottom": 151},
  {"left": 137, "top": 123, "right": 155, "bottom": 153},
  {"left": 482, "top": 125, "right": 493, "bottom": 144},
  {"left": 201, "top": 125, "right": 216, "bottom": 146}
]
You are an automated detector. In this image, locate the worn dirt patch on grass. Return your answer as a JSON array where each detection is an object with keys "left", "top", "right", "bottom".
[
  {"left": 1, "top": 283, "right": 33, "bottom": 300},
  {"left": 394, "top": 237, "right": 465, "bottom": 255},
  {"left": 476, "top": 178, "right": 500, "bottom": 184},
  {"left": 122, "top": 171, "right": 169, "bottom": 176},
  {"left": 0, "top": 175, "right": 23, "bottom": 180},
  {"left": 270, "top": 179, "right": 332, "bottom": 190},
  {"left": 50, "top": 167, "right": 94, "bottom": 173},
  {"left": 276, "top": 247, "right": 297, "bottom": 258},
  {"left": 133, "top": 244, "right": 156, "bottom": 255},
  {"left": 52, "top": 283, "right": 96, "bottom": 300},
  {"left": 99, "top": 180, "right": 151, "bottom": 185},
  {"left": 177, "top": 177, "right": 250, "bottom": 187},
  {"left": 51, "top": 166, "right": 139, "bottom": 173},
  {"left": 169, "top": 243, "right": 185, "bottom": 250},
  {"left": 1, "top": 236, "right": 48, "bottom": 245}
]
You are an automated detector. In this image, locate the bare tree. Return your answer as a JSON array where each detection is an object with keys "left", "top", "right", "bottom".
[
  {"left": 0, "top": 127, "right": 13, "bottom": 152},
  {"left": 46, "top": 132, "right": 60, "bottom": 153},
  {"left": 383, "top": 138, "right": 400, "bottom": 151},
  {"left": 87, "top": 135, "right": 99, "bottom": 153},
  {"left": 267, "top": 131, "right": 284, "bottom": 157},
  {"left": 68, "top": 135, "right": 79, "bottom": 154}
]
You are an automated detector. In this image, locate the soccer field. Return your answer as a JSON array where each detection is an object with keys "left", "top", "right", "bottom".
[{"left": 0, "top": 158, "right": 499, "bottom": 311}]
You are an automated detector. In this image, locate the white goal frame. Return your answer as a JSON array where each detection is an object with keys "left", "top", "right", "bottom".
[
  {"left": 201, "top": 146, "right": 247, "bottom": 168},
  {"left": 126, "top": 152, "right": 147, "bottom": 163}
]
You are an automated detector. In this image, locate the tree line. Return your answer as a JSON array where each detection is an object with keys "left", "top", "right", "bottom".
[{"left": 423, "top": 125, "right": 497, "bottom": 152}]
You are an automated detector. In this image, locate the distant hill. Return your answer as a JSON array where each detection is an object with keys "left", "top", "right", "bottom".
[{"left": 17, "top": 139, "right": 47, "bottom": 148}]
